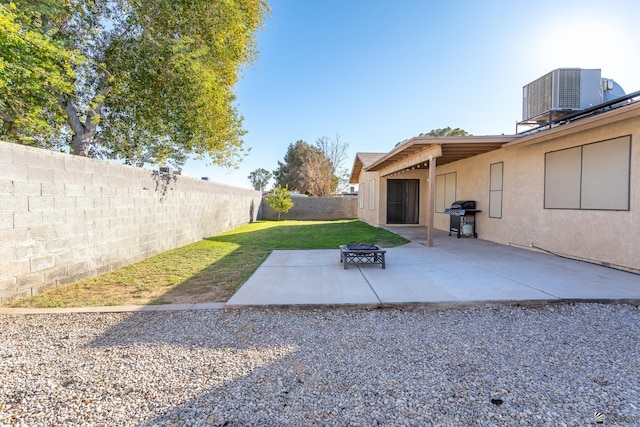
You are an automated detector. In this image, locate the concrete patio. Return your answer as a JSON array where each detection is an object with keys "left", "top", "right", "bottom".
[{"left": 227, "top": 227, "right": 640, "bottom": 307}]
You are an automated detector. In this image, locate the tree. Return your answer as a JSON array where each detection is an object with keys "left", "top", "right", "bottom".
[
  {"left": 273, "top": 140, "right": 315, "bottom": 193},
  {"left": 300, "top": 149, "right": 334, "bottom": 196},
  {"left": 1, "top": 0, "right": 269, "bottom": 168},
  {"left": 0, "top": 1, "right": 82, "bottom": 147},
  {"left": 273, "top": 139, "right": 337, "bottom": 196},
  {"left": 247, "top": 168, "right": 272, "bottom": 191},
  {"left": 265, "top": 185, "right": 293, "bottom": 221},
  {"left": 396, "top": 127, "right": 471, "bottom": 147},
  {"left": 419, "top": 127, "right": 471, "bottom": 137},
  {"left": 315, "top": 133, "right": 349, "bottom": 192}
]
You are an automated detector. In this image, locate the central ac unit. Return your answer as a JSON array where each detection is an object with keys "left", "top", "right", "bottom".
[{"left": 522, "top": 68, "right": 602, "bottom": 123}]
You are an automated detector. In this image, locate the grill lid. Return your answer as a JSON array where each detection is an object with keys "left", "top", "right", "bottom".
[{"left": 451, "top": 200, "right": 476, "bottom": 210}]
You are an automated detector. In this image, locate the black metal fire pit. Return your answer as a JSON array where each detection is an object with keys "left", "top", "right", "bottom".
[{"left": 339, "top": 244, "right": 386, "bottom": 269}]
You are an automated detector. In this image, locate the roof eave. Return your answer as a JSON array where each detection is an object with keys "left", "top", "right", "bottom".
[
  {"left": 505, "top": 101, "right": 640, "bottom": 149},
  {"left": 365, "top": 135, "right": 520, "bottom": 172},
  {"left": 349, "top": 152, "right": 386, "bottom": 183}
]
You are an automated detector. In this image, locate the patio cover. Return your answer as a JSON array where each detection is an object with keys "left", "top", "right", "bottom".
[{"left": 349, "top": 135, "right": 520, "bottom": 247}]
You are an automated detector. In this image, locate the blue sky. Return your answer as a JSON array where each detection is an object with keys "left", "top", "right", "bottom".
[{"left": 182, "top": 0, "right": 640, "bottom": 189}]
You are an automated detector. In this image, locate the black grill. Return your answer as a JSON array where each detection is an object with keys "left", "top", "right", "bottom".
[
  {"left": 452, "top": 200, "right": 476, "bottom": 210},
  {"left": 444, "top": 200, "right": 480, "bottom": 238}
]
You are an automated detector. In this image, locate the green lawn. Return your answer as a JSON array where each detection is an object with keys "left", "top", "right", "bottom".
[{"left": 6, "top": 220, "right": 408, "bottom": 308}]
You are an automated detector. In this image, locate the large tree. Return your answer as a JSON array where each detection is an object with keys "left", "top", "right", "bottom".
[
  {"left": 273, "top": 140, "right": 314, "bottom": 193},
  {"left": 273, "top": 140, "right": 336, "bottom": 195},
  {"left": 396, "top": 127, "right": 471, "bottom": 147},
  {"left": 0, "top": 1, "right": 81, "bottom": 147},
  {"left": 300, "top": 148, "right": 334, "bottom": 196},
  {"left": 419, "top": 127, "right": 471, "bottom": 137},
  {"left": 1, "top": 0, "right": 269, "bottom": 168},
  {"left": 315, "top": 133, "right": 348, "bottom": 192}
]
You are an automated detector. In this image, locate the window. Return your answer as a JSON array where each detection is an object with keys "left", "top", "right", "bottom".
[
  {"left": 544, "top": 136, "right": 631, "bottom": 210},
  {"left": 489, "top": 162, "right": 503, "bottom": 218},
  {"left": 369, "top": 180, "right": 375, "bottom": 210},
  {"left": 358, "top": 183, "right": 365, "bottom": 209},
  {"left": 435, "top": 172, "right": 456, "bottom": 212}
]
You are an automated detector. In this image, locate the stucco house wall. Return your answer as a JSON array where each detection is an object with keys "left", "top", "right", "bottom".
[
  {"left": 356, "top": 170, "right": 381, "bottom": 226},
  {"left": 352, "top": 103, "right": 640, "bottom": 273},
  {"left": 359, "top": 171, "right": 430, "bottom": 226}
]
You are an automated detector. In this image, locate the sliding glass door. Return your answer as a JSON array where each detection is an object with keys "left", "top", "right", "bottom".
[{"left": 386, "top": 179, "right": 419, "bottom": 224}]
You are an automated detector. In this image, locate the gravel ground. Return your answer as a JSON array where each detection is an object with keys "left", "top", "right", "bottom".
[{"left": 1, "top": 303, "right": 639, "bottom": 426}]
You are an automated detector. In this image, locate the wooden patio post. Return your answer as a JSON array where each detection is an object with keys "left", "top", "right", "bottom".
[{"left": 427, "top": 156, "right": 436, "bottom": 247}]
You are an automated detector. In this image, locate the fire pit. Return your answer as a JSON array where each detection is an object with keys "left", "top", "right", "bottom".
[{"left": 339, "top": 244, "right": 386, "bottom": 269}]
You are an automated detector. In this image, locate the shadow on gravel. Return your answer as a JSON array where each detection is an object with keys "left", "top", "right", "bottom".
[{"left": 84, "top": 306, "right": 640, "bottom": 426}]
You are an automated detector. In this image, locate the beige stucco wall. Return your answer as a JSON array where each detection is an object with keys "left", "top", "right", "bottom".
[
  {"left": 356, "top": 170, "right": 381, "bottom": 226},
  {"left": 355, "top": 112, "right": 640, "bottom": 272},
  {"left": 357, "top": 169, "right": 431, "bottom": 227}
]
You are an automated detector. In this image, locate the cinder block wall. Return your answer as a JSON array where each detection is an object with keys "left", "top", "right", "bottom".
[
  {"left": 261, "top": 195, "right": 358, "bottom": 220},
  {"left": 0, "top": 141, "right": 262, "bottom": 303}
]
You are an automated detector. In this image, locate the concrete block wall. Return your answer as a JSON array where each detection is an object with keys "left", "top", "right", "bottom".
[
  {"left": 0, "top": 141, "right": 262, "bottom": 303},
  {"left": 261, "top": 195, "right": 358, "bottom": 220}
]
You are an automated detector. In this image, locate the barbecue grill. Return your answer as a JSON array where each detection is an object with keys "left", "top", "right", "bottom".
[{"left": 444, "top": 200, "right": 480, "bottom": 238}]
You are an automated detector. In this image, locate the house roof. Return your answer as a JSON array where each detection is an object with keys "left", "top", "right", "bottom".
[
  {"left": 367, "top": 135, "right": 520, "bottom": 172},
  {"left": 349, "top": 152, "right": 386, "bottom": 183},
  {"left": 349, "top": 135, "right": 520, "bottom": 182}
]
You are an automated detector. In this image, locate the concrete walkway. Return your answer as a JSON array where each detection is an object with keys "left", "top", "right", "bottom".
[{"left": 227, "top": 227, "right": 640, "bottom": 307}]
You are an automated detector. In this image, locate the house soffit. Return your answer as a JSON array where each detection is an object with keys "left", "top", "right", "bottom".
[{"left": 365, "top": 135, "right": 520, "bottom": 173}]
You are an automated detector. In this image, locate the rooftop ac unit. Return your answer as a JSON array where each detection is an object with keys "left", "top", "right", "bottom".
[{"left": 522, "top": 68, "right": 602, "bottom": 123}]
